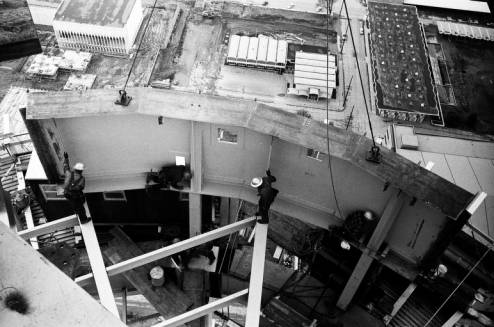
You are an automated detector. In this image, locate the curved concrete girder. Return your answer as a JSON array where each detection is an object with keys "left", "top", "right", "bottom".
[{"left": 26, "top": 87, "right": 473, "bottom": 218}]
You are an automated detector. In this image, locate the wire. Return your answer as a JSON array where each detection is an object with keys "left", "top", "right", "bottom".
[
  {"left": 326, "top": 0, "right": 344, "bottom": 220},
  {"left": 122, "top": 0, "right": 158, "bottom": 91},
  {"left": 423, "top": 247, "right": 490, "bottom": 327},
  {"left": 341, "top": 0, "right": 376, "bottom": 146}
]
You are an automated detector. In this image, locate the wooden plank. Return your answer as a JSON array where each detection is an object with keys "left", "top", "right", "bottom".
[
  {"left": 103, "top": 227, "right": 193, "bottom": 318},
  {"left": 441, "top": 311, "right": 464, "bottom": 327},
  {"left": 18, "top": 214, "right": 79, "bottom": 240},
  {"left": 80, "top": 203, "right": 119, "bottom": 317},
  {"left": 27, "top": 87, "right": 473, "bottom": 219},
  {"left": 152, "top": 289, "right": 249, "bottom": 327},
  {"left": 76, "top": 217, "right": 257, "bottom": 286},
  {"left": 245, "top": 222, "right": 268, "bottom": 327},
  {"left": 0, "top": 222, "right": 127, "bottom": 327},
  {"left": 383, "top": 283, "right": 417, "bottom": 325}
]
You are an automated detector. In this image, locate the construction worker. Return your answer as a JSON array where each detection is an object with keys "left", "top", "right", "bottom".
[
  {"left": 146, "top": 164, "right": 192, "bottom": 190},
  {"left": 63, "top": 152, "right": 90, "bottom": 223},
  {"left": 250, "top": 170, "right": 279, "bottom": 224}
]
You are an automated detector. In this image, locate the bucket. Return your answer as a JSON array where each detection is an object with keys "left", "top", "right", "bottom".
[{"left": 150, "top": 266, "right": 165, "bottom": 287}]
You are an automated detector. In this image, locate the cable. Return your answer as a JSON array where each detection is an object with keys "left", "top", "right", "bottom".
[
  {"left": 342, "top": 0, "right": 376, "bottom": 146},
  {"left": 326, "top": 0, "right": 344, "bottom": 220},
  {"left": 423, "top": 247, "right": 490, "bottom": 327},
  {"left": 122, "top": 0, "right": 158, "bottom": 91}
]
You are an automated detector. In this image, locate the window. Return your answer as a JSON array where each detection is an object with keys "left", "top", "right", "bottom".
[
  {"left": 40, "top": 184, "right": 66, "bottom": 201},
  {"left": 306, "top": 148, "right": 325, "bottom": 161},
  {"left": 103, "top": 191, "right": 127, "bottom": 202},
  {"left": 178, "top": 192, "right": 189, "bottom": 201},
  {"left": 217, "top": 128, "right": 238, "bottom": 144},
  {"left": 175, "top": 155, "right": 186, "bottom": 166}
]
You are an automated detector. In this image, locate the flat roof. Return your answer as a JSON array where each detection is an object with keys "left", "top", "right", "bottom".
[
  {"left": 393, "top": 125, "right": 494, "bottom": 239},
  {"left": 403, "top": 0, "right": 491, "bottom": 14},
  {"left": 368, "top": 2, "right": 439, "bottom": 116},
  {"left": 54, "top": 0, "right": 137, "bottom": 27}
]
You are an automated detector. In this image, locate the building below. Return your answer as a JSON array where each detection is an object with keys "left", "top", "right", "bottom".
[
  {"left": 291, "top": 51, "right": 337, "bottom": 100},
  {"left": 52, "top": 0, "right": 143, "bottom": 55},
  {"left": 403, "top": 0, "right": 491, "bottom": 14},
  {"left": 368, "top": 2, "right": 439, "bottom": 122},
  {"left": 27, "top": 0, "right": 62, "bottom": 26},
  {"left": 26, "top": 50, "right": 92, "bottom": 79}
]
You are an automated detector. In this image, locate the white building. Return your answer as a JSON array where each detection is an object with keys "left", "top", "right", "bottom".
[
  {"left": 292, "top": 51, "right": 337, "bottom": 100},
  {"left": 27, "top": 0, "right": 62, "bottom": 26},
  {"left": 53, "top": 0, "right": 143, "bottom": 55},
  {"left": 226, "top": 34, "right": 288, "bottom": 70}
]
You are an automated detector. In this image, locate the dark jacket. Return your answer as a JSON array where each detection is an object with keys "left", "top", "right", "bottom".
[
  {"left": 63, "top": 158, "right": 85, "bottom": 197},
  {"left": 257, "top": 170, "right": 278, "bottom": 207}
]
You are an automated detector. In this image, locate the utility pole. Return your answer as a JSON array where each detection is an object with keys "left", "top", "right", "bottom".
[
  {"left": 343, "top": 75, "right": 353, "bottom": 107},
  {"left": 346, "top": 105, "right": 355, "bottom": 130}
]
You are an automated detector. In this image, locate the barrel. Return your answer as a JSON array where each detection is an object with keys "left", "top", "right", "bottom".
[{"left": 150, "top": 266, "right": 165, "bottom": 287}]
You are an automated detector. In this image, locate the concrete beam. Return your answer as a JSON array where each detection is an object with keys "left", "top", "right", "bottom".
[
  {"left": 80, "top": 203, "right": 119, "bottom": 317},
  {"left": 245, "top": 222, "right": 268, "bottom": 327},
  {"left": 0, "top": 222, "right": 127, "bottom": 327},
  {"left": 189, "top": 193, "right": 202, "bottom": 237},
  {"left": 152, "top": 289, "right": 249, "bottom": 327},
  {"left": 76, "top": 217, "right": 257, "bottom": 286},
  {"left": 190, "top": 121, "right": 202, "bottom": 192},
  {"left": 27, "top": 87, "right": 474, "bottom": 219},
  {"left": 337, "top": 190, "right": 408, "bottom": 310},
  {"left": 18, "top": 214, "right": 79, "bottom": 240}
]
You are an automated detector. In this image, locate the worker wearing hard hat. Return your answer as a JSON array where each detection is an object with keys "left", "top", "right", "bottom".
[
  {"left": 250, "top": 169, "right": 279, "bottom": 224},
  {"left": 63, "top": 152, "right": 90, "bottom": 223}
]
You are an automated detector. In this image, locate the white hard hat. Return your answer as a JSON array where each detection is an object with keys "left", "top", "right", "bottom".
[
  {"left": 73, "top": 162, "right": 84, "bottom": 171},
  {"left": 250, "top": 177, "right": 263, "bottom": 188},
  {"left": 363, "top": 211, "right": 373, "bottom": 220}
]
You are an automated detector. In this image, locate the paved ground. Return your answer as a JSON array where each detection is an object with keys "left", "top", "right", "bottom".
[{"left": 334, "top": 0, "right": 389, "bottom": 138}]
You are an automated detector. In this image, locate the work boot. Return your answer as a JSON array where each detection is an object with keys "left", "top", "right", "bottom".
[
  {"left": 257, "top": 217, "right": 269, "bottom": 224},
  {"left": 79, "top": 216, "right": 92, "bottom": 224},
  {"left": 207, "top": 252, "right": 216, "bottom": 265}
]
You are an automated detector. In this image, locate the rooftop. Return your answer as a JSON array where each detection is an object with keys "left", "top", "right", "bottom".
[
  {"left": 368, "top": 2, "right": 439, "bottom": 116},
  {"left": 392, "top": 124, "right": 494, "bottom": 240},
  {"left": 403, "top": 0, "right": 491, "bottom": 14},
  {"left": 54, "top": 0, "right": 137, "bottom": 27}
]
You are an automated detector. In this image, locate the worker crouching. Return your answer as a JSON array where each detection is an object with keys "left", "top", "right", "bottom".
[
  {"left": 251, "top": 170, "right": 279, "bottom": 224},
  {"left": 63, "top": 152, "right": 90, "bottom": 223}
]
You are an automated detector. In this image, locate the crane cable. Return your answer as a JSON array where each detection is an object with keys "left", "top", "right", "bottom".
[
  {"left": 341, "top": 0, "right": 376, "bottom": 146},
  {"left": 423, "top": 247, "right": 490, "bottom": 327},
  {"left": 122, "top": 0, "right": 158, "bottom": 91},
  {"left": 326, "top": 0, "right": 344, "bottom": 220}
]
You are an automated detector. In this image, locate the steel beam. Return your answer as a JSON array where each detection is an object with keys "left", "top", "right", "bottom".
[
  {"left": 151, "top": 289, "right": 249, "bottom": 327},
  {"left": 245, "top": 222, "right": 268, "bottom": 327},
  {"left": 80, "top": 203, "right": 119, "bottom": 317},
  {"left": 76, "top": 217, "right": 257, "bottom": 286},
  {"left": 18, "top": 214, "right": 79, "bottom": 240}
]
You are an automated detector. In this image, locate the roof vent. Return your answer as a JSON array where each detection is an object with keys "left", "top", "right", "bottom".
[{"left": 401, "top": 135, "right": 419, "bottom": 150}]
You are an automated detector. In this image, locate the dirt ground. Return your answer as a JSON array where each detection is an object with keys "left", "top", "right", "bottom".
[
  {"left": 89, "top": 7, "right": 174, "bottom": 88},
  {"left": 439, "top": 35, "right": 494, "bottom": 134},
  {"left": 151, "top": 2, "right": 339, "bottom": 95}
]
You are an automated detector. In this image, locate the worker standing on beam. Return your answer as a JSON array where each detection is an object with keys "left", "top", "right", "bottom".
[
  {"left": 63, "top": 152, "right": 90, "bottom": 223},
  {"left": 251, "top": 170, "right": 279, "bottom": 224}
]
